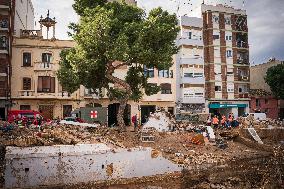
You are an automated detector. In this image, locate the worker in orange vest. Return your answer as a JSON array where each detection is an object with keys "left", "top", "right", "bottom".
[
  {"left": 227, "top": 113, "right": 233, "bottom": 128},
  {"left": 221, "top": 115, "right": 226, "bottom": 128},
  {"left": 212, "top": 115, "right": 219, "bottom": 129}
]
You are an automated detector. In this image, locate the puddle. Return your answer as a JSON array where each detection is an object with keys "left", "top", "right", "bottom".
[{"left": 5, "top": 144, "right": 181, "bottom": 188}]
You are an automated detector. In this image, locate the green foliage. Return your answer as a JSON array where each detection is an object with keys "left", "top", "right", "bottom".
[
  {"left": 58, "top": 0, "right": 179, "bottom": 102},
  {"left": 264, "top": 63, "right": 284, "bottom": 99}
]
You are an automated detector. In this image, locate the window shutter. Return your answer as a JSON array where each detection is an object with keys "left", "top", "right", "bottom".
[
  {"left": 50, "top": 77, "right": 55, "bottom": 93},
  {"left": 23, "top": 77, "right": 31, "bottom": 90},
  {"left": 37, "top": 76, "right": 43, "bottom": 92}
]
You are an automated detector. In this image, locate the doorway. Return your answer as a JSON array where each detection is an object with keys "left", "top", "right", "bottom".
[
  {"left": 141, "top": 105, "right": 156, "bottom": 124},
  {"left": 39, "top": 105, "right": 54, "bottom": 120},
  {"left": 0, "top": 108, "right": 5, "bottom": 121},
  {"left": 63, "top": 105, "right": 72, "bottom": 118},
  {"left": 108, "top": 103, "right": 131, "bottom": 127}
]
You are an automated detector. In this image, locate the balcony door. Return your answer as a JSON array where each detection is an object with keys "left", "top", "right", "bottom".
[{"left": 42, "top": 53, "right": 52, "bottom": 68}]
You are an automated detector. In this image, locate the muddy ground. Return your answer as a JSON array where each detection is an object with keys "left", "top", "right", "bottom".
[{"left": 0, "top": 122, "right": 284, "bottom": 188}]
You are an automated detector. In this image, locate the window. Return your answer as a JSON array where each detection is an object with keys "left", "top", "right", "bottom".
[
  {"left": 195, "top": 93, "right": 204, "bottom": 97},
  {"left": 0, "top": 18, "right": 9, "bottom": 29},
  {"left": 161, "top": 83, "right": 172, "bottom": 94},
  {"left": 194, "top": 73, "right": 204, "bottom": 77},
  {"left": 184, "top": 73, "right": 193, "bottom": 77},
  {"left": 256, "top": 99, "right": 261, "bottom": 107},
  {"left": 215, "top": 86, "right": 222, "bottom": 92},
  {"left": 0, "top": 36, "right": 8, "bottom": 50},
  {"left": 158, "top": 70, "right": 169, "bottom": 78},
  {"left": 23, "top": 77, "right": 31, "bottom": 90},
  {"left": 227, "top": 83, "right": 234, "bottom": 92},
  {"left": 20, "top": 105, "right": 31, "bottom": 110},
  {"left": 143, "top": 66, "right": 154, "bottom": 78},
  {"left": 213, "top": 35, "right": 219, "bottom": 40},
  {"left": 226, "top": 36, "right": 232, "bottom": 41},
  {"left": 187, "top": 32, "right": 192, "bottom": 39},
  {"left": 42, "top": 53, "right": 52, "bottom": 63},
  {"left": 212, "top": 15, "right": 219, "bottom": 23},
  {"left": 23, "top": 52, "right": 31, "bottom": 67},
  {"left": 227, "top": 71, "right": 234, "bottom": 75},
  {"left": 225, "top": 17, "right": 231, "bottom": 25},
  {"left": 37, "top": 76, "right": 55, "bottom": 93},
  {"left": 226, "top": 50, "right": 232, "bottom": 57}
]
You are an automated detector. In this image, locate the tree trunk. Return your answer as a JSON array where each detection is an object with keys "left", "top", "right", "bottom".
[
  {"left": 106, "top": 61, "right": 132, "bottom": 130},
  {"left": 117, "top": 99, "right": 127, "bottom": 131}
]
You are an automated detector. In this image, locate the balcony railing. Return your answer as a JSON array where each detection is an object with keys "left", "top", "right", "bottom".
[
  {"left": 0, "top": 0, "right": 10, "bottom": 7},
  {"left": 20, "top": 30, "right": 42, "bottom": 39},
  {"left": 238, "top": 75, "right": 249, "bottom": 81},
  {"left": 239, "top": 93, "right": 249, "bottom": 98},
  {"left": 18, "top": 90, "right": 35, "bottom": 97},
  {"left": 34, "top": 62, "right": 56, "bottom": 71},
  {"left": 237, "top": 58, "right": 249, "bottom": 65},
  {"left": 236, "top": 41, "right": 248, "bottom": 48}
]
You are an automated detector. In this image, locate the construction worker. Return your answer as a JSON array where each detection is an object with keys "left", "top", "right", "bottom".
[
  {"left": 227, "top": 114, "right": 233, "bottom": 128},
  {"left": 212, "top": 115, "right": 219, "bottom": 129},
  {"left": 221, "top": 115, "right": 226, "bottom": 128}
]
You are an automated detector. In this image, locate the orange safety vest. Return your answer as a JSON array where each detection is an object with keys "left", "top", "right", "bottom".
[{"left": 212, "top": 117, "right": 219, "bottom": 124}]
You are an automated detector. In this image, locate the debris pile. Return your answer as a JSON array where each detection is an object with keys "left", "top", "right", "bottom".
[{"left": 143, "top": 111, "right": 175, "bottom": 132}]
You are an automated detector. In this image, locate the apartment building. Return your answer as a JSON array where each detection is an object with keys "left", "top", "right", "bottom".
[
  {"left": 175, "top": 16, "right": 205, "bottom": 114},
  {"left": 202, "top": 4, "right": 250, "bottom": 117},
  {"left": 82, "top": 62, "right": 177, "bottom": 125},
  {"left": 0, "top": 0, "right": 34, "bottom": 120},
  {"left": 250, "top": 59, "right": 284, "bottom": 119}
]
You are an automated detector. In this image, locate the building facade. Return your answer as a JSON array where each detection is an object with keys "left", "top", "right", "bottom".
[
  {"left": 250, "top": 59, "right": 284, "bottom": 119},
  {"left": 11, "top": 32, "right": 77, "bottom": 119},
  {"left": 202, "top": 4, "right": 250, "bottom": 117},
  {"left": 175, "top": 16, "right": 205, "bottom": 114},
  {"left": 0, "top": 0, "right": 34, "bottom": 120}
]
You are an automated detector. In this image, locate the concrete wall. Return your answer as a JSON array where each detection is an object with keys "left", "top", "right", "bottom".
[{"left": 250, "top": 60, "right": 283, "bottom": 92}]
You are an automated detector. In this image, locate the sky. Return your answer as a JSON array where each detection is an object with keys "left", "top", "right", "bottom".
[{"left": 30, "top": 0, "right": 284, "bottom": 65}]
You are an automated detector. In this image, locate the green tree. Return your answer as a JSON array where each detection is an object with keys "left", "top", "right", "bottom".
[
  {"left": 57, "top": 0, "right": 179, "bottom": 129},
  {"left": 264, "top": 63, "right": 284, "bottom": 99}
]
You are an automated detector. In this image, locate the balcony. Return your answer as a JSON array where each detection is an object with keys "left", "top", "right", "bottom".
[
  {"left": 181, "top": 77, "right": 205, "bottom": 84},
  {"left": 0, "top": 0, "right": 10, "bottom": 8},
  {"left": 238, "top": 75, "right": 249, "bottom": 82},
  {"left": 180, "top": 57, "right": 204, "bottom": 65},
  {"left": 239, "top": 93, "right": 249, "bottom": 99},
  {"left": 177, "top": 38, "right": 203, "bottom": 47},
  {"left": 237, "top": 58, "right": 249, "bottom": 65},
  {"left": 18, "top": 90, "right": 35, "bottom": 97},
  {"left": 84, "top": 88, "right": 106, "bottom": 99},
  {"left": 20, "top": 30, "right": 42, "bottom": 39},
  {"left": 34, "top": 62, "right": 57, "bottom": 71},
  {"left": 0, "top": 38, "right": 8, "bottom": 54},
  {"left": 182, "top": 97, "right": 205, "bottom": 104},
  {"left": 58, "top": 91, "right": 71, "bottom": 98}
]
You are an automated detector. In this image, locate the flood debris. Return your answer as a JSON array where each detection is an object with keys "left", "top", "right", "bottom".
[{"left": 0, "top": 113, "right": 283, "bottom": 188}]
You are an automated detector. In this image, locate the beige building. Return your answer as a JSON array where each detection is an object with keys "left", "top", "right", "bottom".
[{"left": 11, "top": 32, "right": 78, "bottom": 119}]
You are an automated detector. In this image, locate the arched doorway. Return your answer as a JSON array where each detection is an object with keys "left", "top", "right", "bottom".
[{"left": 108, "top": 103, "right": 131, "bottom": 127}]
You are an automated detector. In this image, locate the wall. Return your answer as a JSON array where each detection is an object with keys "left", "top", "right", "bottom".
[{"left": 14, "top": 0, "right": 34, "bottom": 37}]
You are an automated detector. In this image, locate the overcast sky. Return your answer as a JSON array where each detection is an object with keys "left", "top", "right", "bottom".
[{"left": 31, "top": 0, "right": 284, "bottom": 65}]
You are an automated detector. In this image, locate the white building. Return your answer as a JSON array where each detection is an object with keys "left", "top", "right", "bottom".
[{"left": 175, "top": 16, "right": 205, "bottom": 113}]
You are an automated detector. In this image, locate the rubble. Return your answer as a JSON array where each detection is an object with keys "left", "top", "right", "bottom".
[
  {"left": 0, "top": 115, "right": 283, "bottom": 188},
  {"left": 143, "top": 111, "right": 175, "bottom": 132}
]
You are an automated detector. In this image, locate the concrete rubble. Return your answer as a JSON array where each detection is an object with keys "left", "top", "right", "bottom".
[{"left": 0, "top": 113, "right": 283, "bottom": 188}]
